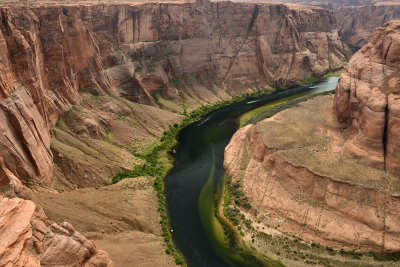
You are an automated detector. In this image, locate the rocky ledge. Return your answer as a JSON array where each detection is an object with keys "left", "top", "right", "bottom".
[
  {"left": 224, "top": 95, "right": 400, "bottom": 254},
  {"left": 0, "top": 196, "right": 113, "bottom": 267},
  {"left": 335, "top": 20, "right": 400, "bottom": 177}
]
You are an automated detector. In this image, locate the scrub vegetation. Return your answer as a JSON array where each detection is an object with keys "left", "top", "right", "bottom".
[
  {"left": 109, "top": 86, "right": 278, "bottom": 265},
  {"left": 108, "top": 71, "right": 344, "bottom": 265},
  {"left": 224, "top": 174, "right": 400, "bottom": 266}
]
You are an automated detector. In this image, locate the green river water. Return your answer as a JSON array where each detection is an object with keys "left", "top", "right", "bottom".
[{"left": 164, "top": 77, "right": 339, "bottom": 267}]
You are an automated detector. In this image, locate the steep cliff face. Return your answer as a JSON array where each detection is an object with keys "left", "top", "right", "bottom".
[
  {"left": 224, "top": 95, "right": 400, "bottom": 254},
  {"left": 335, "top": 20, "right": 400, "bottom": 177},
  {"left": 244, "top": 0, "right": 400, "bottom": 9},
  {"left": 0, "top": 1, "right": 348, "bottom": 187},
  {"left": 336, "top": 5, "right": 400, "bottom": 47}
]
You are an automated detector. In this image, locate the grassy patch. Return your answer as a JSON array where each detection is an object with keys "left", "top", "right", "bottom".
[
  {"left": 340, "top": 248, "right": 363, "bottom": 259},
  {"left": 239, "top": 90, "right": 335, "bottom": 127},
  {"left": 367, "top": 251, "right": 400, "bottom": 262},
  {"left": 103, "top": 131, "right": 112, "bottom": 142},
  {"left": 296, "top": 75, "right": 319, "bottom": 85},
  {"left": 168, "top": 77, "right": 181, "bottom": 89},
  {"left": 321, "top": 68, "right": 345, "bottom": 78},
  {"left": 238, "top": 93, "right": 308, "bottom": 127}
]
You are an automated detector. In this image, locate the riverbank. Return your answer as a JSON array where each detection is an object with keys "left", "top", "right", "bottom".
[
  {"left": 110, "top": 74, "right": 343, "bottom": 266},
  {"left": 238, "top": 69, "right": 344, "bottom": 127},
  {"left": 224, "top": 94, "right": 400, "bottom": 266},
  {"left": 198, "top": 149, "right": 284, "bottom": 267},
  {"left": 109, "top": 85, "right": 279, "bottom": 265},
  {"left": 34, "top": 72, "right": 340, "bottom": 267}
]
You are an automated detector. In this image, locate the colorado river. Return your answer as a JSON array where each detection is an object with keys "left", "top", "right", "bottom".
[{"left": 164, "top": 77, "right": 339, "bottom": 267}]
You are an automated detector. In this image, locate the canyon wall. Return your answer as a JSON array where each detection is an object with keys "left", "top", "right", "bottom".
[
  {"left": 239, "top": 0, "right": 400, "bottom": 47},
  {"left": 335, "top": 20, "right": 400, "bottom": 177},
  {"left": 0, "top": 0, "right": 348, "bottom": 187},
  {"left": 336, "top": 5, "right": 400, "bottom": 47},
  {"left": 224, "top": 21, "right": 400, "bottom": 254},
  {"left": 240, "top": 0, "right": 400, "bottom": 10},
  {"left": 224, "top": 95, "right": 400, "bottom": 254}
]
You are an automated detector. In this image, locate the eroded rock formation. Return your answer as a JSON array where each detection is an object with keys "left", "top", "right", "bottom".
[
  {"left": 335, "top": 20, "right": 400, "bottom": 177},
  {"left": 336, "top": 5, "right": 400, "bottom": 47},
  {"left": 224, "top": 95, "right": 400, "bottom": 254},
  {"left": 244, "top": 0, "right": 400, "bottom": 10},
  {"left": 0, "top": 196, "right": 113, "bottom": 266}
]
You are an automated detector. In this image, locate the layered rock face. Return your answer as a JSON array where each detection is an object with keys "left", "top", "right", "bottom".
[
  {"left": 0, "top": 196, "right": 113, "bottom": 266},
  {"left": 224, "top": 95, "right": 400, "bottom": 254},
  {"left": 0, "top": 1, "right": 348, "bottom": 187},
  {"left": 336, "top": 5, "right": 400, "bottom": 47},
  {"left": 248, "top": 0, "right": 400, "bottom": 9},
  {"left": 335, "top": 20, "right": 400, "bottom": 177},
  {"left": 0, "top": 155, "right": 113, "bottom": 266}
]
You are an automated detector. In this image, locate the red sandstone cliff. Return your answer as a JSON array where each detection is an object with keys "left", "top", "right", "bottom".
[
  {"left": 223, "top": 21, "right": 400, "bottom": 254},
  {"left": 0, "top": 1, "right": 348, "bottom": 264},
  {"left": 224, "top": 95, "right": 400, "bottom": 255},
  {"left": 0, "top": 196, "right": 113, "bottom": 267},
  {"left": 241, "top": 0, "right": 400, "bottom": 9},
  {"left": 335, "top": 20, "right": 400, "bottom": 177},
  {"left": 336, "top": 5, "right": 400, "bottom": 47},
  {"left": 0, "top": 0, "right": 348, "bottom": 187},
  {"left": 0, "top": 156, "right": 113, "bottom": 266}
]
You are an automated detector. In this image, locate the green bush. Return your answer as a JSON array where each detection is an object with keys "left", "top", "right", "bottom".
[
  {"left": 311, "top": 242, "right": 321, "bottom": 248},
  {"left": 326, "top": 246, "right": 334, "bottom": 254}
]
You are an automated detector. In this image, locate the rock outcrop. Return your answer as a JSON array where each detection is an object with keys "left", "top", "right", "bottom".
[
  {"left": 336, "top": 5, "right": 400, "bottom": 47},
  {"left": 0, "top": 1, "right": 348, "bottom": 187},
  {"left": 36, "top": 177, "right": 177, "bottom": 267},
  {"left": 247, "top": 0, "right": 400, "bottom": 10},
  {"left": 335, "top": 20, "right": 400, "bottom": 177},
  {"left": 0, "top": 195, "right": 113, "bottom": 267},
  {"left": 224, "top": 95, "right": 400, "bottom": 254}
]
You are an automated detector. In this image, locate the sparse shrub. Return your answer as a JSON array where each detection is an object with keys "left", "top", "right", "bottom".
[
  {"left": 326, "top": 246, "right": 335, "bottom": 254},
  {"left": 311, "top": 242, "right": 320, "bottom": 248}
]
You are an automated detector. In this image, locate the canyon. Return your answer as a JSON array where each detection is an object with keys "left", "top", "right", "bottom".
[
  {"left": 249, "top": 0, "right": 400, "bottom": 48},
  {"left": 242, "top": 0, "right": 400, "bottom": 9},
  {"left": 0, "top": 0, "right": 348, "bottom": 188},
  {"left": 2, "top": 0, "right": 400, "bottom": 265},
  {"left": 0, "top": 0, "right": 349, "bottom": 266},
  {"left": 224, "top": 20, "right": 400, "bottom": 261},
  {"left": 336, "top": 4, "right": 400, "bottom": 47}
]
